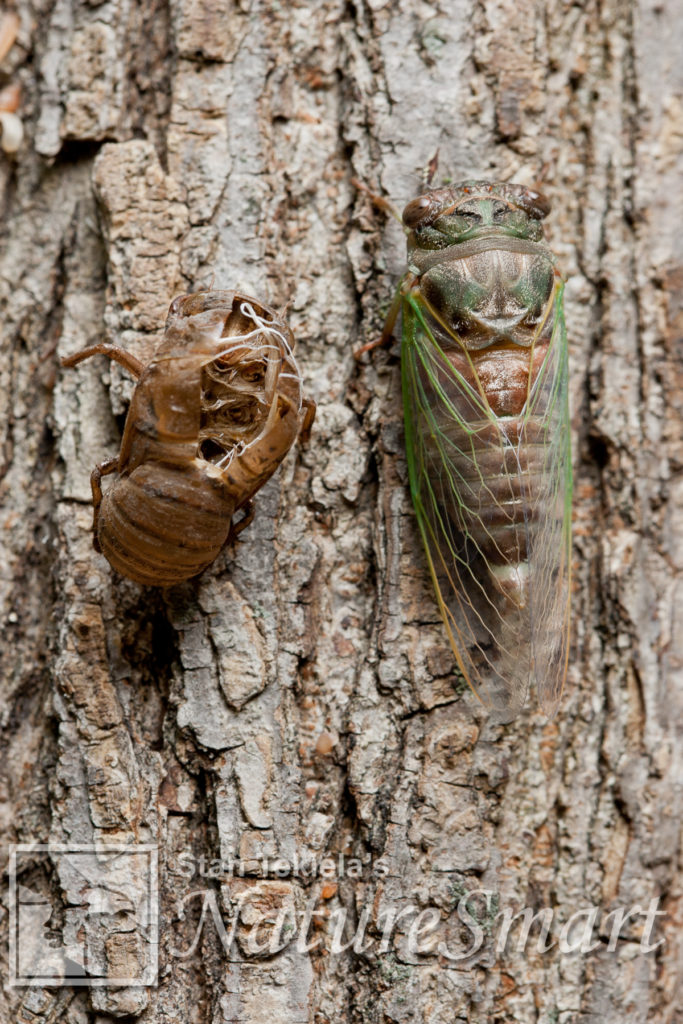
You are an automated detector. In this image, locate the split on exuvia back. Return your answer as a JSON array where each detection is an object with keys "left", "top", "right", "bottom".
[{"left": 363, "top": 180, "right": 572, "bottom": 721}]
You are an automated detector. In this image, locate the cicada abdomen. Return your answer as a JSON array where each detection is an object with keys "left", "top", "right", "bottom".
[
  {"left": 62, "top": 290, "right": 315, "bottom": 586},
  {"left": 397, "top": 181, "right": 571, "bottom": 719}
]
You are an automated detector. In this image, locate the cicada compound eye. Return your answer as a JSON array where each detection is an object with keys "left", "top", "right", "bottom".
[
  {"left": 402, "top": 195, "right": 435, "bottom": 229},
  {"left": 518, "top": 188, "right": 551, "bottom": 220}
]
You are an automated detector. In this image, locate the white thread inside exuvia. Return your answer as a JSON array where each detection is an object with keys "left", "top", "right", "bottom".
[
  {"left": 212, "top": 302, "right": 302, "bottom": 385},
  {"left": 205, "top": 301, "right": 304, "bottom": 468},
  {"left": 238, "top": 301, "right": 303, "bottom": 387}
]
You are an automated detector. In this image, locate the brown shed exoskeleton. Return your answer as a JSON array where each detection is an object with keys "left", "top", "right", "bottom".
[{"left": 62, "top": 290, "right": 316, "bottom": 586}]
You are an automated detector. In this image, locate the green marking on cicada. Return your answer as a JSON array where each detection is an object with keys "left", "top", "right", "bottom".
[{"left": 366, "top": 179, "right": 572, "bottom": 720}]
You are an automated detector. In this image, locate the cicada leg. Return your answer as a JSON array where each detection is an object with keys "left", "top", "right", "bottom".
[
  {"left": 351, "top": 178, "right": 403, "bottom": 223},
  {"left": 90, "top": 456, "right": 119, "bottom": 552},
  {"left": 299, "top": 398, "right": 317, "bottom": 444},
  {"left": 61, "top": 343, "right": 144, "bottom": 379},
  {"left": 227, "top": 501, "right": 255, "bottom": 544},
  {"left": 352, "top": 178, "right": 410, "bottom": 358},
  {"left": 354, "top": 272, "right": 418, "bottom": 358}
]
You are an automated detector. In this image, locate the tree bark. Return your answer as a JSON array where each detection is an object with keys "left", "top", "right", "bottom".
[{"left": 1, "top": 0, "right": 681, "bottom": 1022}]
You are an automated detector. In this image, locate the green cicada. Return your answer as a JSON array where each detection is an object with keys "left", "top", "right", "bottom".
[{"left": 362, "top": 180, "right": 571, "bottom": 720}]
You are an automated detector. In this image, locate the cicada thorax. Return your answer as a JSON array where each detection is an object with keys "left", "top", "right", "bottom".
[
  {"left": 401, "top": 181, "right": 570, "bottom": 716},
  {"left": 91, "top": 290, "right": 307, "bottom": 586}
]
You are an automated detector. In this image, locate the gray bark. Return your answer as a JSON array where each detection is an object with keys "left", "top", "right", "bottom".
[{"left": 0, "top": 0, "right": 681, "bottom": 1022}]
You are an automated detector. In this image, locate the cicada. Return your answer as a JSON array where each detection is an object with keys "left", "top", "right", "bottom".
[{"left": 364, "top": 180, "right": 571, "bottom": 720}]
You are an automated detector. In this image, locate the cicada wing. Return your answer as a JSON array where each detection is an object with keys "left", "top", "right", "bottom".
[
  {"left": 520, "top": 280, "right": 572, "bottom": 714},
  {"left": 401, "top": 281, "right": 571, "bottom": 719},
  {"left": 402, "top": 301, "right": 531, "bottom": 718}
]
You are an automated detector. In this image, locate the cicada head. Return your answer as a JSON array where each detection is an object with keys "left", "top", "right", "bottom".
[
  {"left": 402, "top": 181, "right": 557, "bottom": 348},
  {"left": 403, "top": 180, "right": 552, "bottom": 253}
]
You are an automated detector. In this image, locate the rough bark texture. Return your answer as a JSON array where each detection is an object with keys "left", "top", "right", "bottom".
[{"left": 0, "top": 1, "right": 681, "bottom": 1022}]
